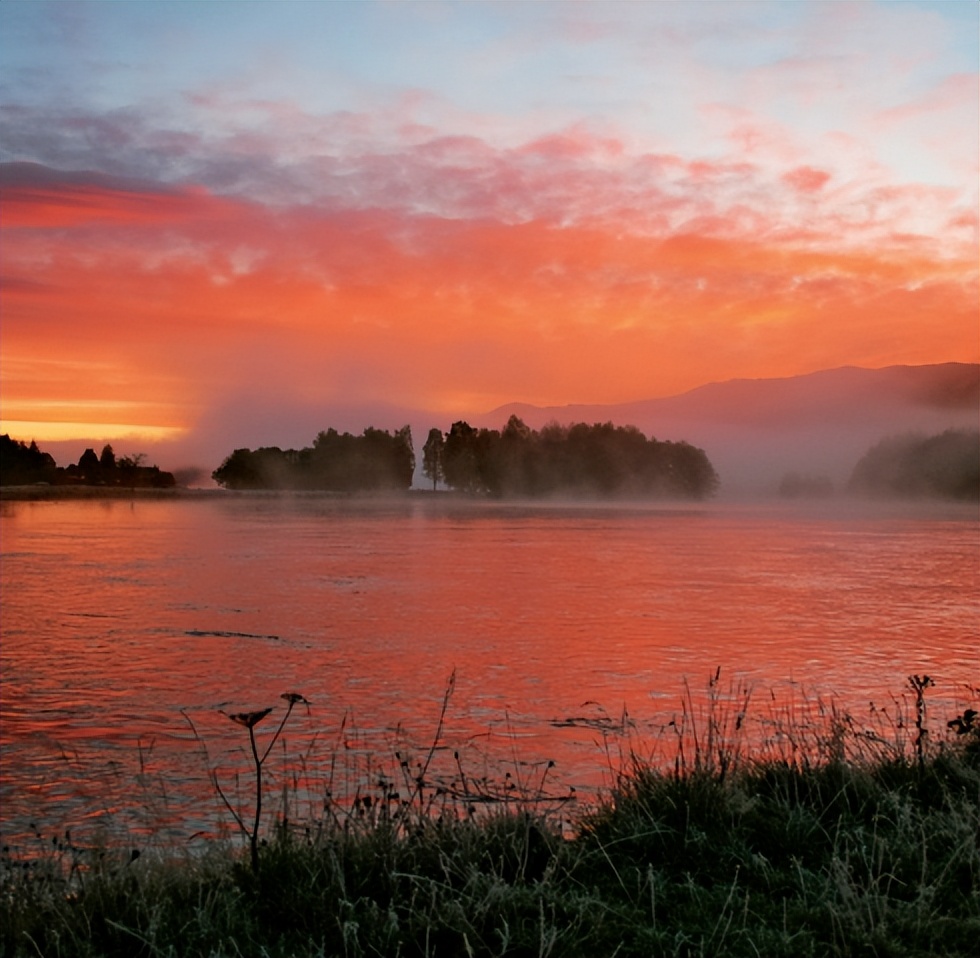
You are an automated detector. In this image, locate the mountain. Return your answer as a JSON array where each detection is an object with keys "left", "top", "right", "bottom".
[{"left": 472, "top": 363, "right": 979, "bottom": 497}]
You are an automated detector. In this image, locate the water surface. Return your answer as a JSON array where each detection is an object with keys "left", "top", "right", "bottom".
[{"left": 1, "top": 495, "right": 976, "bottom": 845}]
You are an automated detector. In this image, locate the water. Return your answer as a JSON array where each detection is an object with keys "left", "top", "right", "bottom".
[{"left": 1, "top": 495, "right": 977, "bottom": 847}]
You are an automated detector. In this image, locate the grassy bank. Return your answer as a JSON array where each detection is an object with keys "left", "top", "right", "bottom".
[{"left": 2, "top": 685, "right": 978, "bottom": 958}]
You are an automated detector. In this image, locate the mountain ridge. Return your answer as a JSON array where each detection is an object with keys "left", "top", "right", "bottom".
[
  {"left": 483, "top": 363, "right": 979, "bottom": 426},
  {"left": 472, "top": 363, "right": 979, "bottom": 496}
]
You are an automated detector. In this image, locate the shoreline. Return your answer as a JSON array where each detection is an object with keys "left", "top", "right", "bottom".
[
  {"left": 0, "top": 484, "right": 221, "bottom": 501},
  {"left": 1, "top": 485, "right": 976, "bottom": 521},
  {"left": 2, "top": 725, "right": 977, "bottom": 957},
  {"left": 0, "top": 485, "right": 442, "bottom": 502}
]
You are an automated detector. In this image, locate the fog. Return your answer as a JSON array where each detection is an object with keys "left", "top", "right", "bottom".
[
  {"left": 24, "top": 364, "right": 979, "bottom": 499},
  {"left": 472, "top": 364, "right": 980, "bottom": 500},
  {"left": 31, "top": 397, "right": 444, "bottom": 490}
]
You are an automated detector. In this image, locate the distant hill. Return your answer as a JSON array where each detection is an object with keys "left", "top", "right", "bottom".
[{"left": 473, "top": 364, "right": 980, "bottom": 496}]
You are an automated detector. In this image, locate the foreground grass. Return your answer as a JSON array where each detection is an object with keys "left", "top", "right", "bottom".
[{"left": 3, "top": 705, "right": 978, "bottom": 957}]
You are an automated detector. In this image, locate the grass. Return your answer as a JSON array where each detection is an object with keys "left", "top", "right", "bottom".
[{"left": 2, "top": 676, "right": 978, "bottom": 958}]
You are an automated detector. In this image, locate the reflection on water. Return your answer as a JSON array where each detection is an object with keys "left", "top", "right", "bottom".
[{"left": 1, "top": 495, "right": 977, "bottom": 845}]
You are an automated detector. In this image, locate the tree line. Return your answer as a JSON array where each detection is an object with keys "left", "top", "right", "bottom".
[
  {"left": 212, "top": 427, "right": 416, "bottom": 491},
  {"left": 0, "top": 435, "right": 176, "bottom": 488},
  {"left": 423, "top": 417, "right": 719, "bottom": 499},
  {"left": 211, "top": 418, "right": 719, "bottom": 499}
]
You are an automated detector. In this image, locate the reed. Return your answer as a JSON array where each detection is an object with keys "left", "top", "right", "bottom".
[{"left": 2, "top": 676, "right": 978, "bottom": 958}]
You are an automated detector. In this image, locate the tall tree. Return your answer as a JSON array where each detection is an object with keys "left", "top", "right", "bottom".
[
  {"left": 77, "top": 448, "right": 100, "bottom": 482},
  {"left": 393, "top": 425, "right": 416, "bottom": 489},
  {"left": 422, "top": 428, "right": 445, "bottom": 491},
  {"left": 442, "top": 421, "right": 482, "bottom": 493}
]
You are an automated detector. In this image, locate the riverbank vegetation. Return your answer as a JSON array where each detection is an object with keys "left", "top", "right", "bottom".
[
  {"left": 2, "top": 677, "right": 977, "bottom": 957},
  {"left": 0, "top": 435, "right": 175, "bottom": 489},
  {"left": 7, "top": 424, "right": 975, "bottom": 502}
]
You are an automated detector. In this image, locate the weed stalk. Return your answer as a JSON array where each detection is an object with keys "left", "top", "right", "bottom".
[{"left": 216, "top": 692, "right": 309, "bottom": 873}]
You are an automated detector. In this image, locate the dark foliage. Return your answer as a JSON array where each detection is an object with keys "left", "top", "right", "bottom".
[
  {"left": 848, "top": 429, "right": 979, "bottom": 500},
  {"left": 212, "top": 426, "right": 416, "bottom": 491},
  {"left": 422, "top": 426, "right": 445, "bottom": 491},
  {"left": 0, "top": 435, "right": 58, "bottom": 485},
  {"left": 0, "top": 436, "right": 175, "bottom": 488},
  {"left": 441, "top": 415, "right": 719, "bottom": 499}
]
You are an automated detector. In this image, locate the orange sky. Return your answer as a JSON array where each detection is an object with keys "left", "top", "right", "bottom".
[
  {"left": 1, "top": 2, "right": 977, "bottom": 468},
  {"left": 3, "top": 169, "right": 975, "bottom": 442}
]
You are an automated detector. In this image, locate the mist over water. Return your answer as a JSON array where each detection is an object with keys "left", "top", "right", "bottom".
[
  {"left": 1, "top": 496, "right": 976, "bottom": 847},
  {"left": 22, "top": 363, "right": 978, "bottom": 501}
]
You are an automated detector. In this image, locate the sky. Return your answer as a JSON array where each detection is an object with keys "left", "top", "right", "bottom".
[{"left": 1, "top": 0, "right": 977, "bottom": 469}]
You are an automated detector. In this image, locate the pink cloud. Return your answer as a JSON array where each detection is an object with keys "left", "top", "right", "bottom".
[
  {"left": 2, "top": 81, "right": 976, "bottom": 455},
  {"left": 518, "top": 128, "right": 625, "bottom": 161},
  {"left": 782, "top": 166, "right": 831, "bottom": 193}
]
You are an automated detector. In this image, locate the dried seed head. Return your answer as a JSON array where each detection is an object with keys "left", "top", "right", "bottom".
[{"left": 227, "top": 708, "right": 273, "bottom": 729}]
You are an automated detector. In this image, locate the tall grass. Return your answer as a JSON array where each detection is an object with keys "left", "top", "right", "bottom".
[{"left": 2, "top": 675, "right": 978, "bottom": 958}]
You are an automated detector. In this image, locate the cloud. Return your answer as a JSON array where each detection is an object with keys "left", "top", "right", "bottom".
[
  {"left": 0, "top": 162, "right": 220, "bottom": 228},
  {"left": 781, "top": 165, "right": 831, "bottom": 194},
  {"left": 1, "top": 0, "right": 975, "bottom": 460},
  {"left": 5, "top": 77, "right": 972, "bottom": 260},
  {"left": 2, "top": 159, "right": 975, "bottom": 449}
]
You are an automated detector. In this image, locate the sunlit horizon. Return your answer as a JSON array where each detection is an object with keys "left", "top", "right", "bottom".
[
  {"left": 0, "top": 420, "right": 187, "bottom": 446},
  {"left": 1, "top": 1, "right": 977, "bottom": 460}
]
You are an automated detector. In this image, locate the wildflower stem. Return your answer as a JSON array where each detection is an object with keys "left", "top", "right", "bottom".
[{"left": 249, "top": 725, "right": 261, "bottom": 874}]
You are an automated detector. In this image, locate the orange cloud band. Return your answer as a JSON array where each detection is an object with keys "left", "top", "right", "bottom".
[{"left": 2, "top": 169, "right": 977, "bottom": 441}]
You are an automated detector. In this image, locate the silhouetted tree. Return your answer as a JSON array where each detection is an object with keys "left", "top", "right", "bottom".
[
  {"left": 212, "top": 447, "right": 290, "bottom": 490},
  {"left": 117, "top": 453, "right": 143, "bottom": 486},
  {"left": 213, "top": 426, "right": 415, "bottom": 492},
  {"left": 392, "top": 425, "right": 416, "bottom": 488},
  {"left": 442, "top": 421, "right": 483, "bottom": 493},
  {"left": 211, "top": 421, "right": 717, "bottom": 498},
  {"left": 422, "top": 428, "right": 445, "bottom": 491},
  {"left": 0, "top": 437, "right": 174, "bottom": 488},
  {"left": 77, "top": 448, "right": 101, "bottom": 482},
  {"left": 496, "top": 415, "right": 535, "bottom": 495},
  {"left": 0, "top": 435, "right": 57, "bottom": 485},
  {"left": 437, "top": 419, "right": 718, "bottom": 500}
]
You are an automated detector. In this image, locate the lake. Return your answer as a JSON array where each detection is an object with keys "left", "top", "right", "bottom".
[{"left": 1, "top": 494, "right": 977, "bottom": 848}]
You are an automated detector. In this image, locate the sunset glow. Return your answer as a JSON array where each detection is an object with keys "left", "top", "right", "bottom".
[{"left": 1, "top": 1, "right": 976, "bottom": 467}]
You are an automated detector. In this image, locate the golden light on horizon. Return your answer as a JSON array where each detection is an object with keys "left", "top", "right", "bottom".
[
  {"left": 0, "top": 0, "right": 975, "bottom": 460},
  {"left": 0, "top": 420, "right": 187, "bottom": 444}
]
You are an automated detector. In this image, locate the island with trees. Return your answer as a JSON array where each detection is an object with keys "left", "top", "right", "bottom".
[
  {"left": 424, "top": 416, "right": 719, "bottom": 499},
  {"left": 212, "top": 417, "right": 720, "bottom": 500},
  {"left": 0, "top": 435, "right": 176, "bottom": 489}
]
